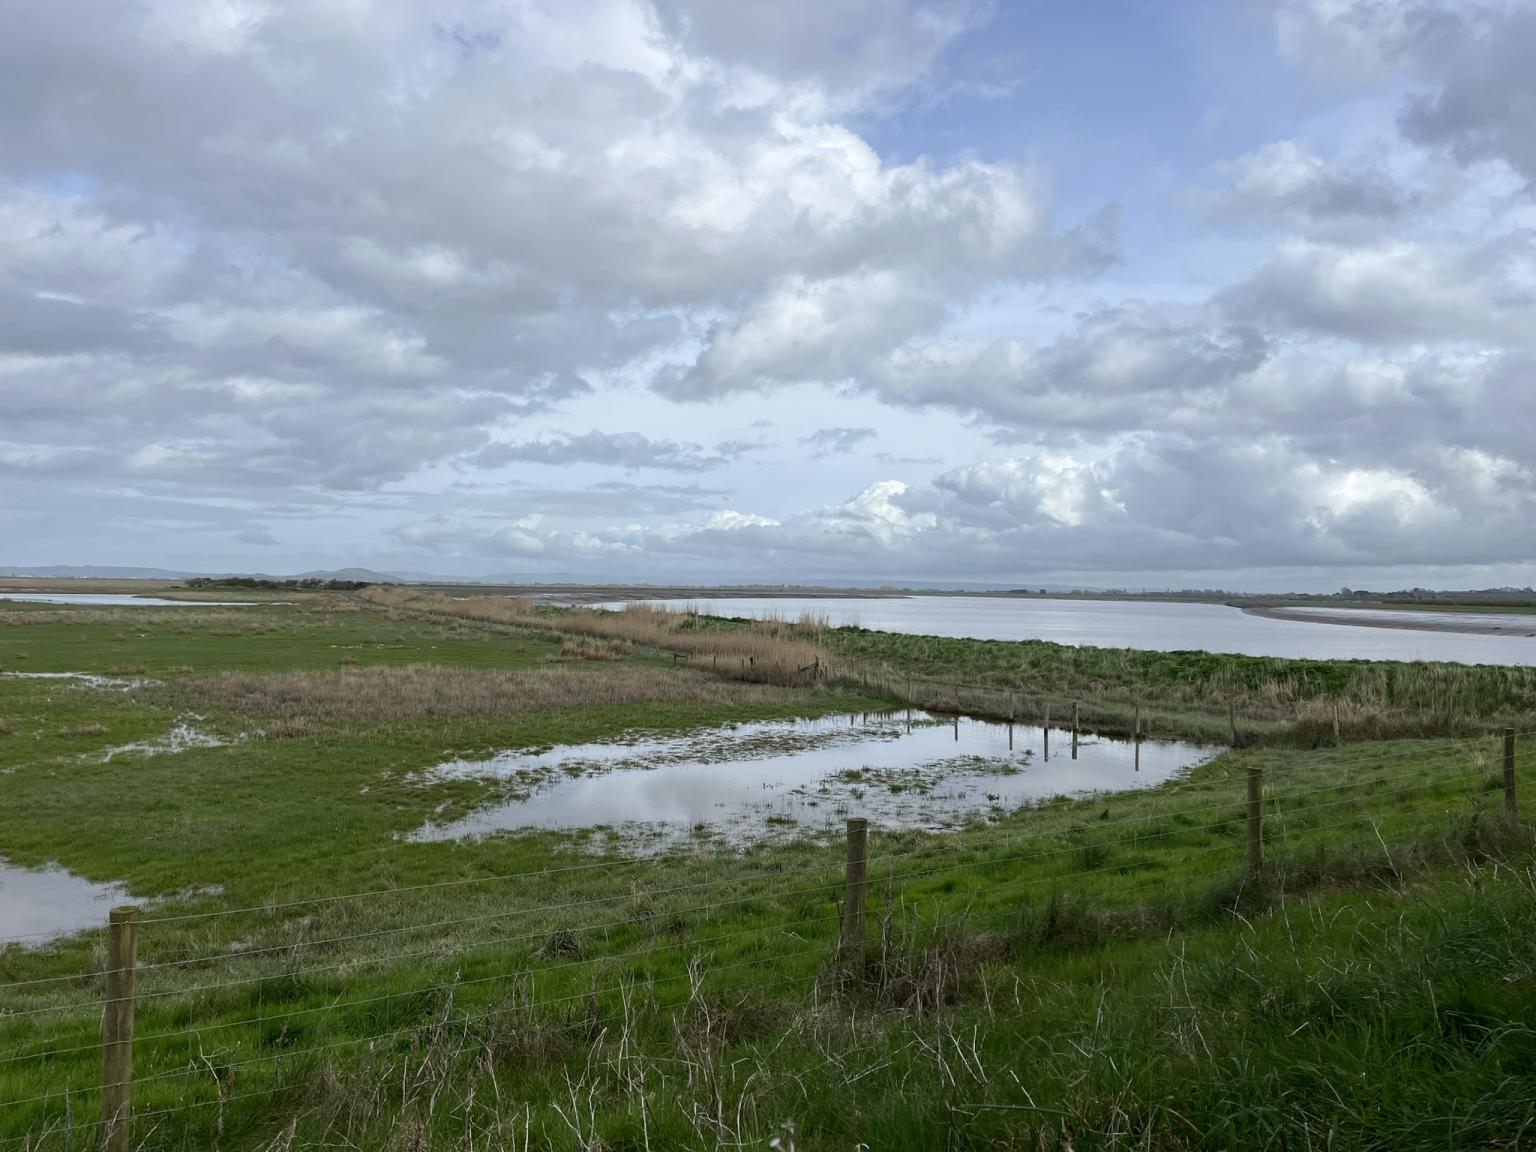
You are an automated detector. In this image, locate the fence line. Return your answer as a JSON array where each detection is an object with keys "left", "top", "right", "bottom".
[
  {"left": 0, "top": 788, "right": 1492, "bottom": 1116},
  {"left": 0, "top": 743, "right": 1525, "bottom": 1021},
  {"left": 0, "top": 729, "right": 1527, "bottom": 1146},
  {"left": 1, "top": 745, "right": 1516, "bottom": 1012}
]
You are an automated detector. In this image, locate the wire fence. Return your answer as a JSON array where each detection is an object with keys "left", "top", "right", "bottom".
[{"left": 0, "top": 729, "right": 1529, "bottom": 1150}]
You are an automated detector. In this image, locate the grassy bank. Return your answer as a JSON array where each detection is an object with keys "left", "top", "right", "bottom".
[
  {"left": 364, "top": 590, "right": 1536, "bottom": 745},
  {"left": 1, "top": 595, "right": 1535, "bottom": 1149}
]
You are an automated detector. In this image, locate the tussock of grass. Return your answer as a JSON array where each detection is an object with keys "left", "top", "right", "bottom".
[
  {"left": 156, "top": 662, "right": 795, "bottom": 722},
  {"left": 551, "top": 637, "right": 631, "bottom": 662},
  {"left": 54, "top": 722, "right": 108, "bottom": 737}
]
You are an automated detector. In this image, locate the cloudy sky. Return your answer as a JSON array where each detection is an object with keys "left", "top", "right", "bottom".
[{"left": 4, "top": 0, "right": 1536, "bottom": 589}]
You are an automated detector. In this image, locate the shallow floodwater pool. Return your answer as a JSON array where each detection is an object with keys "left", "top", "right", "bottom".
[
  {"left": 0, "top": 860, "right": 129, "bottom": 946},
  {"left": 410, "top": 711, "right": 1217, "bottom": 848}
]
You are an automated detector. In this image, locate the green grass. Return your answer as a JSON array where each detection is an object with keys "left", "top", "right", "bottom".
[
  {"left": 818, "top": 624, "right": 1536, "bottom": 743},
  {"left": 1, "top": 597, "right": 1534, "bottom": 1149}
]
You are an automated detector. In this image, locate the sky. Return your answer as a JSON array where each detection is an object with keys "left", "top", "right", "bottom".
[{"left": 4, "top": 0, "right": 1536, "bottom": 590}]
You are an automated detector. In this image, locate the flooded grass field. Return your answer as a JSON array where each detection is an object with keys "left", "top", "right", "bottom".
[
  {"left": 2, "top": 593, "right": 1534, "bottom": 1150},
  {"left": 411, "top": 711, "right": 1215, "bottom": 846}
]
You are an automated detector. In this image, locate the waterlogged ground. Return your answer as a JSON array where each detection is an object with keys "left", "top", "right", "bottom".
[
  {"left": 411, "top": 710, "right": 1217, "bottom": 847},
  {"left": 0, "top": 859, "right": 128, "bottom": 944}
]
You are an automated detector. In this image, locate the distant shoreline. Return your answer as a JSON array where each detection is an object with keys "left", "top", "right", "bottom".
[{"left": 1242, "top": 605, "right": 1536, "bottom": 638}]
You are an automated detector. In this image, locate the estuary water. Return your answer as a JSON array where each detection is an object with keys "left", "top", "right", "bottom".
[
  {"left": 0, "top": 593, "right": 261, "bottom": 606},
  {"left": 609, "top": 596, "right": 1536, "bottom": 666}
]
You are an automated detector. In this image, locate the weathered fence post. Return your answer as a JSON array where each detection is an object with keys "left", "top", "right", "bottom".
[
  {"left": 1043, "top": 703, "right": 1050, "bottom": 760},
  {"left": 102, "top": 906, "right": 139, "bottom": 1152},
  {"left": 1246, "top": 764, "right": 1264, "bottom": 874},
  {"left": 1134, "top": 700, "right": 1142, "bottom": 743},
  {"left": 1071, "top": 701, "right": 1079, "bottom": 760},
  {"left": 1332, "top": 701, "right": 1341, "bottom": 746},
  {"left": 841, "top": 818, "right": 868, "bottom": 967},
  {"left": 1505, "top": 728, "right": 1519, "bottom": 818},
  {"left": 1229, "top": 699, "right": 1238, "bottom": 747}
]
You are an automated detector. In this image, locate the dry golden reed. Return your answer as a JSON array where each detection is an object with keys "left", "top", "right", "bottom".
[
  {"left": 361, "top": 588, "right": 840, "bottom": 687},
  {"left": 158, "top": 663, "right": 792, "bottom": 722}
]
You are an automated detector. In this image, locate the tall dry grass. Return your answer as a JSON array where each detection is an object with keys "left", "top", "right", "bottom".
[
  {"left": 361, "top": 589, "right": 841, "bottom": 687},
  {"left": 155, "top": 663, "right": 791, "bottom": 722}
]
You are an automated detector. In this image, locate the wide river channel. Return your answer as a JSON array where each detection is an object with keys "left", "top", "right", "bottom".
[{"left": 612, "top": 596, "right": 1536, "bottom": 666}]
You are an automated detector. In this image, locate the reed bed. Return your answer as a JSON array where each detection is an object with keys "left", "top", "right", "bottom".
[
  {"left": 153, "top": 663, "right": 793, "bottom": 722},
  {"left": 362, "top": 589, "right": 843, "bottom": 688},
  {"left": 358, "top": 588, "right": 1536, "bottom": 741}
]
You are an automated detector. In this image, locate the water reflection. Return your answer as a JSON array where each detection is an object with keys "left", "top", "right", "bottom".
[
  {"left": 0, "top": 860, "right": 128, "bottom": 946},
  {"left": 410, "top": 711, "right": 1216, "bottom": 847}
]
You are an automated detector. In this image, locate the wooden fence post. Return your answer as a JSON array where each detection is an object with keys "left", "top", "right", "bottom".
[
  {"left": 1332, "top": 701, "right": 1341, "bottom": 746},
  {"left": 1505, "top": 728, "right": 1518, "bottom": 818},
  {"left": 102, "top": 905, "right": 139, "bottom": 1152},
  {"left": 1246, "top": 765, "right": 1264, "bottom": 875},
  {"left": 841, "top": 818, "right": 868, "bottom": 968},
  {"left": 1043, "top": 703, "right": 1050, "bottom": 760},
  {"left": 1071, "top": 701, "right": 1079, "bottom": 760},
  {"left": 1229, "top": 699, "right": 1238, "bottom": 747},
  {"left": 1134, "top": 701, "right": 1142, "bottom": 743}
]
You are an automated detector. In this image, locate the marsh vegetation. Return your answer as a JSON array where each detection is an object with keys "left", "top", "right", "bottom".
[{"left": 0, "top": 591, "right": 1533, "bottom": 1149}]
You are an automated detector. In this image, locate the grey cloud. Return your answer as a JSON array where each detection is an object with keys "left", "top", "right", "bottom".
[
  {"left": 0, "top": 0, "right": 1105, "bottom": 523},
  {"left": 1192, "top": 141, "right": 1416, "bottom": 232},
  {"left": 803, "top": 427, "right": 877, "bottom": 457},
  {"left": 1275, "top": 1, "right": 1536, "bottom": 190},
  {"left": 472, "top": 431, "right": 735, "bottom": 473},
  {"left": 1221, "top": 237, "right": 1534, "bottom": 346},
  {"left": 235, "top": 528, "right": 279, "bottom": 546},
  {"left": 863, "top": 302, "right": 1270, "bottom": 430},
  {"left": 653, "top": 0, "right": 984, "bottom": 103},
  {"left": 1396, "top": 4, "right": 1536, "bottom": 188}
]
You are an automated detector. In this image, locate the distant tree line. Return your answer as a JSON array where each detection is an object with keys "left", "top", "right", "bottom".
[{"left": 184, "top": 577, "right": 372, "bottom": 591}]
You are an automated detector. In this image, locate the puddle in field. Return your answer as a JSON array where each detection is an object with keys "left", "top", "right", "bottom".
[
  {"left": 410, "top": 711, "right": 1218, "bottom": 848},
  {"left": 0, "top": 671, "right": 157, "bottom": 690},
  {"left": 0, "top": 860, "right": 130, "bottom": 947},
  {"left": 98, "top": 719, "right": 230, "bottom": 762}
]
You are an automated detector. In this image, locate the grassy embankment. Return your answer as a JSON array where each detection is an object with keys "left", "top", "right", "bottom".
[
  {"left": 366, "top": 588, "right": 1536, "bottom": 746},
  {"left": 0, "top": 593, "right": 1533, "bottom": 1148}
]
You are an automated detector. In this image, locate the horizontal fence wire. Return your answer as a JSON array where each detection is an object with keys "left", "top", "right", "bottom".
[
  {"left": 0, "top": 796, "right": 1461, "bottom": 1115},
  {"left": 0, "top": 727, "right": 1528, "bottom": 1147},
  {"left": 0, "top": 726, "right": 1522, "bottom": 951},
  {"left": 0, "top": 741, "right": 1525, "bottom": 1024},
  {"left": 1, "top": 750, "right": 1514, "bottom": 1027},
  {"left": 0, "top": 766, "right": 1513, "bottom": 1112}
]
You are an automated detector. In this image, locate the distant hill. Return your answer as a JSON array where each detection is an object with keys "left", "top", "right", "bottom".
[
  {"left": 0, "top": 564, "right": 196, "bottom": 580},
  {"left": 1, "top": 564, "right": 417, "bottom": 584},
  {"left": 295, "top": 568, "right": 406, "bottom": 584}
]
